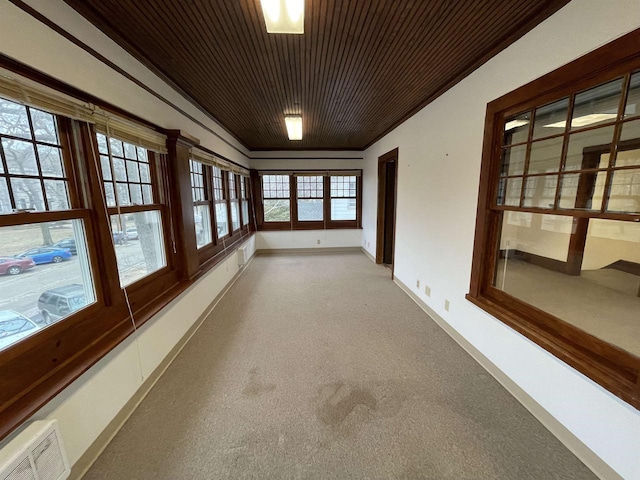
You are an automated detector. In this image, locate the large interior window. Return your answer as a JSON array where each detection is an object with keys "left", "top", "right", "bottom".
[
  {"left": 296, "top": 175, "right": 323, "bottom": 222},
  {"left": 228, "top": 172, "right": 240, "bottom": 232},
  {"left": 330, "top": 175, "right": 357, "bottom": 221},
  {"left": 262, "top": 174, "right": 291, "bottom": 223},
  {"left": 190, "top": 159, "right": 212, "bottom": 248},
  {"left": 469, "top": 56, "right": 640, "bottom": 408},
  {"left": 213, "top": 166, "right": 229, "bottom": 238},
  {"left": 97, "top": 133, "right": 167, "bottom": 287}
]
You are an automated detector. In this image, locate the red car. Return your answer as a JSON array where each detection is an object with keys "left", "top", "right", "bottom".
[{"left": 0, "top": 257, "right": 36, "bottom": 275}]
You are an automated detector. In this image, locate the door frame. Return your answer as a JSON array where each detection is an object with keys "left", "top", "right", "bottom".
[{"left": 376, "top": 148, "right": 399, "bottom": 278}]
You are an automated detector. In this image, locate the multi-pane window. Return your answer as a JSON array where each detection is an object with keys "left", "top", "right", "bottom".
[
  {"left": 190, "top": 159, "right": 212, "bottom": 248},
  {"left": 296, "top": 175, "right": 323, "bottom": 221},
  {"left": 0, "top": 98, "right": 95, "bottom": 351},
  {"left": 241, "top": 176, "right": 249, "bottom": 227},
  {"left": 262, "top": 174, "right": 290, "bottom": 222},
  {"left": 470, "top": 63, "right": 640, "bottom": 408},
  {"left": 97, "top": 133, "right": 166, "bottom": 286},
  {"left": 213, "top": 166, "right": 229, "bottom": 238},
  {"left": 229, "top": 172, "right": 240, "bottom": 231},
  {"left": 330, "top": 175, "right": 357, "bottom": 220},
  {"left": 0, "top": 99, "right": 70, "bottom": 212}
]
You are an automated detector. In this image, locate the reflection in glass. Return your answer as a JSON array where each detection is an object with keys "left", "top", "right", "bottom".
[
  {"left": 607, "top": 168, "right": 640, "bottom": 213},
  {"left": 624, "top": 72, "right": 640, "bottom": 118},
  {"left": 331, "top": 198, "right": 356, "bottom": 220},
  {"left": 571, "top": 79, "right": 623, "bottom": 130},
  {"left": 194, "top": 204, "right": 212, "bottom": 248},
  {"left": 0, "top": 220, "right": 95, "bottom": 351},
  {"left": 110, "top": 212, "right": 166, "bottom": 287},
  {"left": 501, "top": 145, "right": 526, "bottom": 176},
  {"left": 523, "top": 175, "right": 557, "bottom": 209},
  {"left": 504, "top": 112, "right": 531, "bottom": 145},
  {"left": 494, "top": 213, "right": 640, "bottom": 356},
  {"left": 558, "top": 172, "right": 605, "bottom": 210},
  {"left": 497, "top": 177, "right": 522, "bottom": 207},
  {"left": 527, "top": 137, "right": 563, "bottom": 174},
  {"left": 532, "top": 98, "right": 569, "bottom": 139},
  {"left": 564, "top": 126, "right": 614, "bottom": 171}
]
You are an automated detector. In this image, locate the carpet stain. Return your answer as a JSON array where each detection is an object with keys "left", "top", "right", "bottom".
[
  {"left": 316, "top": 381, "right": 378, "bottom": 427},
  {"left": 242, "top": 367, "right": 276, "bottom": 396}
]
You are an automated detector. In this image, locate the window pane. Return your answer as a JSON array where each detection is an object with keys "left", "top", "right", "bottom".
[
  {"left": 564, "top": 126, "right": 615, "bottom": 171},
  {"left": 504, "top": 112, "right": 531, "bottom": 145},
  {"left": 129, "top": 184, "right": 143, "bottom": 205},
  {"left": 113, "top": 157, "right": 126, "bottom": 182},
  {"left": 231, "top": 200, "right": 240, "bottom": 230},
  {"left": 0, "top": 219, "right": 96, "bottom": 352},
  {"left": 96, "top": 133, "right": 109, "bottom": 154},
  {"left": 44, "top": 180, "right": 70, "bottom": 210},
  {"left": 527, "top": 137, "right": 563, "bottom": 175},
  {"left": 0, "top": 99, "right": 31, "bottom": 140},
  {"left": 298, "top": 199, "right": 323, "bottom": 221},
  {"left": 263, "top": 199, "right": 290, "bottom": 222},
  {"left": 213, "top": 167, "right": 224, "bottom": 201},
  {"left": 110, "top": 211, "right": 166, "bottom": 287},
  {"left": 262, "top": 175, "right": 290, "bottom": 198},
  {"left": 3, "top": 138, "right": 38, "bottom": 175},
  {"left": 624, "top": 72, "right": 640, "bottom": 119},
  {"left": 38, "top": 145, "right": 64, "bottom": 178},
  {"left": 100, "top": 155, "right": 112, "bottom": 181},
  {"left": 297, "top": 175, "right": 323, "bottom": 198},
  {"left": 126, "top": 160, "right": 140, "bottom": 182},
  {"left": 495, "top": 213, "right": 640, "bottom": 357},
  {"left": 532, "top": 98, "right": 569, "bottom": 139},
  {"left": 109, "top": 138, "right": 123, "bottom": 157},
  {"left": 139, "top": 162, "right": 150, "bottom": 183},
  {"left": 607, "top": 168, "right": 640, "bottom": 213},
  {"left": 11, "top": 178, "right": 45, "bottom": 211},
  {"left": 142, "top": 184, "right": 153, "bottom": 204},
  {"left": 330, "top": 176, "right": 357, "bottom": 197},
  {"left": 0, "top": 179, "right": 11, "bottom": 213},
  {"left": 116, "top": 182, "right": 130, "bottom": 205},
  {"left": 558, "top": 172, "right": 606, "bottom": 210},
  {"left": 104, "top": 182, "right": 116, "bottom": 207},
  {"left": 571, "top": 79, "right": 623, "bottom": 130},
  {"left": 501, "top": 145, "right": 526, "bottom": 176},
  {"left": 242, "top": 199, "right": 249, "bottom": 226},
  {"left": 215, "top": 203, "right": 229, "bottom": 237},
  {"left": 331, "top": 198, "right": 356, "bottom": 220},
  {"left": 523, "top": 175, "right": 557, "bottom": 209},
  {"left": 194, "top": 204, "right": 212, "bottom": 248},
  {"left": 497, "top": 177, "right": 523, "bottom": 207},
  {"left": 30, "top": 109, "right": 58, "bottom": 144},
  {"left": 123, "top": 142, "right": 137, "bottom": 160}
]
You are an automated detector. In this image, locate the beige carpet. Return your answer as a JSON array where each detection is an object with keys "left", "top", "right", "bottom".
[{"left": 84, "top": 253, "right": 596, "bottom": 480}]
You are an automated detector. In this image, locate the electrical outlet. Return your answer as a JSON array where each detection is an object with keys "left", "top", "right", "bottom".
[
  {"left": 424, "top": 285, "right": 431, "bottom": 297},
  {"left": 444, "top": 299, "right": 450, "bottom": 312},
  {"left": 416, "top": 279, "right": 420, "bottom": 288},
  {"left": 317, "top": 239, "right": 321, "bottom": 245}
]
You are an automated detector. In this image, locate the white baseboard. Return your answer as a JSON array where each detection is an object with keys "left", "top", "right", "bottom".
[
  {"left": 393, "top": 276, "right": 622, "bottom": 480},
  {"left": 256, "top": 247, "right": 362, "bottom": 255}
]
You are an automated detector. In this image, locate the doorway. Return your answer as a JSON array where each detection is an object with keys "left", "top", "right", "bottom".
[{"left": 376, "top": 148, "right": 398, "bottom": 276}]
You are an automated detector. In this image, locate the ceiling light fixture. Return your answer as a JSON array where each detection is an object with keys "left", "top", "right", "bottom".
[
  {"left": 260, "top": 0, "right": 304, "bottom": 34},
  {"left": 285, "top": 115, "right": 303, "bottom": 140}
]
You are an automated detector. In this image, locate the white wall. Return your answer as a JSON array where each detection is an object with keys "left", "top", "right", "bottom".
[
  {"left": 250, "top": 151, "right": 363, "bottom": 171},
  {"left": 361, "top": 1, "right": 640, "bottom": 478},
  {"left": 256, "top": 230, "right": 362, "bottom": 250}
]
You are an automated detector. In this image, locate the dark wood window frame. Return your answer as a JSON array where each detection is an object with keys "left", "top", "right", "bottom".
[
  {"left": 255, "top": 169, "right": 362, "bottom": 231},
  {"left": 467, "top": 29, "right": 640, "bottom": 409},
  {"left": 0, "top": 58, "right": 255, "bottom": 442}
]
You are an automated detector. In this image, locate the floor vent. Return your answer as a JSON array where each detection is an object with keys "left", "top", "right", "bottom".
[{"left": 0, "top": 420, "right": 69, "bottom": 480}]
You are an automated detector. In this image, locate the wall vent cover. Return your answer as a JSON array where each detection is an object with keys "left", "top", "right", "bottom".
[{"left": 0, "top": 420, "right": 69, "bottom": 480}]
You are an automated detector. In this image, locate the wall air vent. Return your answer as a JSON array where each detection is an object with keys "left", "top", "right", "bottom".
[{"left": 0, "top": 420, "right": 70, "bottom": 480}]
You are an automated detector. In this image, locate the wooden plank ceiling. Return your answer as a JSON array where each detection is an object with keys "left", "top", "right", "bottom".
[{"left": 63, "top": 0, "right": 570, "bottom": 151}]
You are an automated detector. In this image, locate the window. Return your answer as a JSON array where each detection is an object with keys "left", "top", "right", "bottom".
[
  {"left": 258, "top": 171, "right": 361, "bottom": 229},
  {"left": 262, "top": 174, "right": 290, "bottom": 222},
  {"left": 469, "top": 51, "right": 640, "bottom": 408},
  {"left": 241, "top": 176, "right": 250, "bottom": 227},
  {"left": 229, "top": 172, "right": 240, "bottom": 232},
  {"left": 296, "top": 175, "right": 323, "bottom": 221},
  {"left": 97, "top": 133, "right": 167, "bottom": 287},
  {"left": 213, "top": 166, "right": 229, "bottom": 238},
  {"left": 0, "top": 98, "right": 95, "bottom": 351},
  {"left": 330, "top": 175, "right": 357, "bottom": 220},
  {"left": 190, "top": 159, "right": 212, "bottom": 248}
]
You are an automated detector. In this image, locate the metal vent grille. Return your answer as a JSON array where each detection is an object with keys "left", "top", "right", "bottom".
[
  {"left": 5, "top": 458, "right": 35, "bottom": 480},
  {"left": 33, "top": 433, "right": 65, "bottom": 480}
]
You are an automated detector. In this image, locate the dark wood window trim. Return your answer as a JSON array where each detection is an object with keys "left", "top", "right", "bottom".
[
  {"left": 0, "top": 62, "right": 254, "bottom": 441},
  {"left": 467, "top": 28, "right": 640, "bottom": 409},
  {"left": 255, "top": 169, "right": 363, "bottom": 231}
]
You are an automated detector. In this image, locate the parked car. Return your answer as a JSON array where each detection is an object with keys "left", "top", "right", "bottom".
[
  {"left": 125, "top": 228, "right": 138, "bottom": 240},
  {"left": 0, "top": 310, "right": 39, "bottom": 351},
  {"left": 52, "top": 238, "right": 77, "bottom": 255},
  {"left": 14, "top": 247, "right": 72, "bottom": 264},
  {"left": 113, "top": 231, "right": 129, "bottom": 245},
  {"left": 0, "top": 256, "right": 35, "bottom": 275},
  {"left": 37, "top": 284, "right": 89, "bottom": 324}
]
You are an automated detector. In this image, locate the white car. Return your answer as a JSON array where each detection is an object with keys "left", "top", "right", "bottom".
[{"left": 0, "top": 310, "right": 40, "bottom": 352}]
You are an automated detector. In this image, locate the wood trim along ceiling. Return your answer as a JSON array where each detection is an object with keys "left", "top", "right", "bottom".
[{"left": 59, "top": 0, "right": 571, "bottom": 151}]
